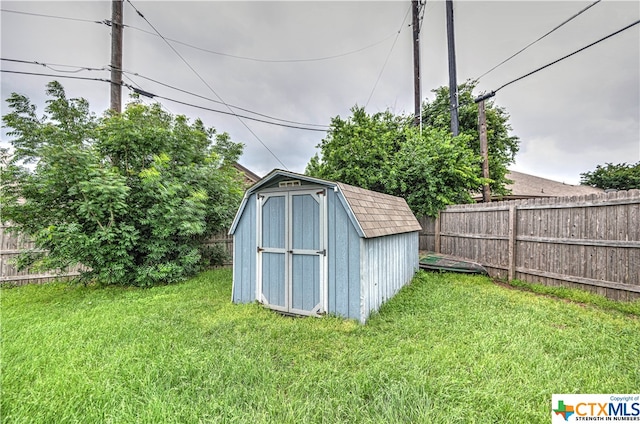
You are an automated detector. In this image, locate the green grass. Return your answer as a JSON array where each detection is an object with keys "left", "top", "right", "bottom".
[
  {"left": 504, "top": 278, "right": 640, "bottom": 316},
  {"left": 2, "top": 269, "right": 639, "bottom": 423}
]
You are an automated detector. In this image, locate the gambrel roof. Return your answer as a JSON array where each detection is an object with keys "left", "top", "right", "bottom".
[
  {"left": 336, "top": 182, "right": 421, "bottom": 238},
  {"left": 230, "top": 170, "right": 421, "bottom": 238}
]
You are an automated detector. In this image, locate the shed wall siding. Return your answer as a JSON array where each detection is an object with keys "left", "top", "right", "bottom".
[
  {"left": 232, "top": 194, "right": 257, "bottom": 303},
  {"left": 327, "top": 189, "right": 361, "bottom": 320},
  {"left": 360, "top": 231, "right": 419, "bottom": 322}
]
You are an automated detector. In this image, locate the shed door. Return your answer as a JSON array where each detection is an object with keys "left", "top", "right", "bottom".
[{"left": 258, "top": 190, "right": 325, "bottom": 315}]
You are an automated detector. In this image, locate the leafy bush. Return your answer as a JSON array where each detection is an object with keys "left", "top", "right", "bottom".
[
  {"left": 200, "top": 244, "right": 231, "bottom": 268},
  {"left": 1, "top": 82, "right": 244, "bottom": 286}
]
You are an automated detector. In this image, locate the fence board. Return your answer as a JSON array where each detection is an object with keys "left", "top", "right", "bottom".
[
  {"left": 1, "top": 224, "right": 234, "bottom": 284},
  {"left": 417, "top": 190, "right": 640, "bottom": 301}
]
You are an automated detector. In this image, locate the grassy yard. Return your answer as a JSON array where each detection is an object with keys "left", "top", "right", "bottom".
[{"left": 2, "top": 269, "right": 639, "bottom": 423}]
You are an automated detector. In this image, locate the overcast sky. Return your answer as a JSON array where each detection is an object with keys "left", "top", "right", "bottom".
[{"left": 1, "top": 0, "right": 639, "bottom": 184}]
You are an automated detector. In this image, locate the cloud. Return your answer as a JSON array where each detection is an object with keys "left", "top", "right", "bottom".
[{"left": 2, "top": 1, "right": 638, "bottom": 185}]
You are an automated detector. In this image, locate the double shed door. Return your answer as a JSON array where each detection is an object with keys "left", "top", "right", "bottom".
[{"left": 258, "top": 189, "right": 326, "bottom": 316}]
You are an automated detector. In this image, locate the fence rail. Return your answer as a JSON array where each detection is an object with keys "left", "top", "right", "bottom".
[
  {"left": 0, "top": 224, "right": 234, "bottom": 285},
  {"left": 419, "top": 189, "right": 640, "bottom": 301},
  {"left": 0, "top": 224, "right": 82, "bottom": 284},
  {"left": 4, "top": 190, "right": 639, "bottom": 300}
]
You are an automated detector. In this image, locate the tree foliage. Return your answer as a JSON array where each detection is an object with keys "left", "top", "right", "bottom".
[
  {"left": 580, "top": 162, "right": 640, "bottom": 190},
  {"left": 1, "top": 82, "right": 244, "bottom": 286},
  {"left": 307, "top": 82, "right": 520, "bottom": 216},
  {"left": 422, "top": 81, "right": 519, "bottom": 195},
  {"left": 306, "top": 106, "right": 484, "bottom": 217}
]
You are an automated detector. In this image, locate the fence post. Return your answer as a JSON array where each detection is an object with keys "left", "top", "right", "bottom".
[
  {"left": 508, "top": 204, "right": 517, "bottom": 281},
  {"left": 435, "top": 211, "right": 441, "bottom": 254}
]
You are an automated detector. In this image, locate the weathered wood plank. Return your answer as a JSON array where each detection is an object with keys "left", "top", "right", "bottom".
[
  {"left": 515, "top": 236, "right": 639, "bottom": 248},
  {"left": 514, "top": 267, "right": 640, "bottom": 293}
]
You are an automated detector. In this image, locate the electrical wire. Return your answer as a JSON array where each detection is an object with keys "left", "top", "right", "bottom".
[
  {"left": 0, "top": 69, "right": 329, "bottom": 132},
  {"left": 476, "top": 0, "right": 601, "bottom": 81},
  {"left": 493, "top": 19, "right": 640, "bottom": 93},
  {"left": 125, "top": 0, "right": 289, "bottom": 169},
  {"left": 126, "top": 24, "right": 398, "bottom": 64},
  {"left": 151, "top": 95, "right": 327, "bottom": 132},
  {"left": 2, "top": 58, "right": 108, "bottom": 74},
  {"left": 1, "top": 70, "right": 113, "bottom": 84},
  {"left": 0, "top": 8, "right": 103, "bottom": 24},
  {"left": 365, "top": 4, "right": 412, "bottom": 108},
  {"left": 116, "top": 69, "right": 329, "bottom": 128},
  {"left": 1, "top": 7, "right": 397, "bottom": 64},
  {"left": 1, "top": 58, "right": 329, "bottom": 129}
]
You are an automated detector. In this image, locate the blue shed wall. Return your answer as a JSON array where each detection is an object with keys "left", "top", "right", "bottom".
[
  {"left": 326, "top": 189, "right": 361, "bottom": 320},
  {"left": 231, "top": 194, "right": 257, "bottom": 303},
  {"left": 360, "top": 231, "right": 419, "bottom": 323},
  {"left": 232, "top": 184, "right": 418, "bottom": 324}
]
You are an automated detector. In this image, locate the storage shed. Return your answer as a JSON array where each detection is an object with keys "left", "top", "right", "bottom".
[{"left": 229, "top": 170, "right": 421, "bottom": 323}]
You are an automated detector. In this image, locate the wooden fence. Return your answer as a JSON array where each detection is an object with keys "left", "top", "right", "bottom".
[
  {"left": 5, "top": 190, "right": 639, "bottom": 300},
  {"left": 204, "top": 230, "right": 234, "bottom": 266},
  {"left": 0, "top": 224, "right": 234, "bottom": 285},
  {"left": 0, "top": 224, "right": 82, "bottom": 285},
  {"left": 419, "top": 190, "right": 640, "bottom": 301}
]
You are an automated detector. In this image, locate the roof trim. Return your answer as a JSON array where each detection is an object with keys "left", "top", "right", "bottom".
[
  {"left": 230, "top": 169, "right": 340, "bottom": 235},
  {"left": 246, "top": 169, "right": 338, "bottom": 194},
  {"left": 230, "top": 169, "right": 421, "bottom": 238},
  {"left": 232, "top": 162, "right": 261, "bottom": 183},
  {"left": 228, "top": 192, "right": 249, "bottom": 235}
]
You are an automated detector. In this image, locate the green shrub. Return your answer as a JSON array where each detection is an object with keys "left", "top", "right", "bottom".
[{"left": 1, "top": 82, "right": 244, "bottom": 286}]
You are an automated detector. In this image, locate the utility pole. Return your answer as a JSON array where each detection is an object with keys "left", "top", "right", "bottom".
[
  {"left": 445, "top": 0, "right": 459, "bottom": 136},
  {"left": 477, "top": 99, "right": 491, "bottom": 202},
  {"left": 474, "top": 91, "right": 495, "bottom": 202},
  {"left": 412, "top": 0, "right": 422, "bottom": 127},
  {"left": 110, "top": 0, "right": 123, "bottom": 113}
]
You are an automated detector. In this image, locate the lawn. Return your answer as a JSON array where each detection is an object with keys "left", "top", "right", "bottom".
[{"left": 1, "top": 269, "right": 639, "bottom": 423}]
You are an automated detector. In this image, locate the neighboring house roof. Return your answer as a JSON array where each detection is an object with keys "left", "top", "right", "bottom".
[
  {"left": 233, "top": 163, "right": 261, "bottom": 185},
  {"left": 473, "top": 170, "right": 604, "bottom": 201},
  {"left": 230, "top": 169, "right": 421, "bottom": 238}
]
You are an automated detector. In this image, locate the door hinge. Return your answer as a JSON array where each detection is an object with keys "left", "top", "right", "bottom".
[
  {"left": 316, "top": 189, "right": 325, "bottom": 195},
  {"left": 317, "top": 249, "right": 326, "bottom": 256},
  {"left": 257, "top": 247, "right": 264, "bottom": 253}
]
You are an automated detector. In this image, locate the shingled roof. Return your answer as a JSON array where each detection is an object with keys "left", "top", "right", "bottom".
[
  {"left": 505, "top": 171, "right": 603, "bottom": 198},
  {"left": 230, "top": 169, "right": 421, "bottom": 239},
  {"left": 337, "top": 182, "right": 421, "bottom": 238},
  {"left": 472, "top": 170, "right": 604, "bottom": 201}
]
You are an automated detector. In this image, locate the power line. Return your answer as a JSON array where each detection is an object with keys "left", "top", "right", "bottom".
[
  {"left": 151, "top": 95, "right": 327, "bottom": 132},
  {"left": 493, "top": 19, "right": 640, "bottom": 94},
  {"left": 1, "top": 58, "right": 108, "bottom": 74},
  {"left": 476, "top": 0, "right": 601, "bottom": 81},
  {"left": 0, "top": 8, "right": 103, "bottom": 24},
  {"left": 1, "top": 58, "right": 329, "bottom": 129},
  {"left": 1, "top": 70, "right": 113, "bottom": 84},
  {"left": 0, "top": 70, "right": 328, "bottom": 132},
  {"left": 126, "top": 24, "right": 398, "bottom": 64},
  {"left": 125, "top": 0, "right": 289, "bottom": 169},
  {"left": 117, "top": 69, "right": 329, "bottom": 128},
  {"left": 1, "top": 7, "right": 397, "bottom": 64},
  {"left": 365, "top": 4, "right": 412, "bottom": 108}
]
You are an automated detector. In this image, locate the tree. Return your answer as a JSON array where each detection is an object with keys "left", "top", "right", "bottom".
[
  {"left": 306, "top": 106, "right": 484, "bottom": 217},
  {"left": 1, "top": 82, "right": 244, "bottom": 286},
  {"left": 422, "top": 81, "right": 519, "bottom": 195},
  {"left": 580, "top": 162, "right": 640, "bottom": 190}
]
